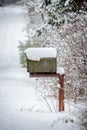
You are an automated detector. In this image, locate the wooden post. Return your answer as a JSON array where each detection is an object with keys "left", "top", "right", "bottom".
[{"left": 59, "top": 74, "right": 64, "bottom": 111}]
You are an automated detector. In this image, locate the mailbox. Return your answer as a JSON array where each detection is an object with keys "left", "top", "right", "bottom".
[
  {"left": 24, "top": 48, "right": 57, "bottom": 74},
  {"left": 24, "top": 48, "right": 65, "bottom": 112}
]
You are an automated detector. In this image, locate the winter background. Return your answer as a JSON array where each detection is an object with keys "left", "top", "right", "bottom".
[{"left": 0, "top": 0, "right": 87, "bottom": 130}]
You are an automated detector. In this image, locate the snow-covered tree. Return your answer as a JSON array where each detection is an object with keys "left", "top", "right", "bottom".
[{"left": 18, "top": 0, "right": 87, "bottom": 111}]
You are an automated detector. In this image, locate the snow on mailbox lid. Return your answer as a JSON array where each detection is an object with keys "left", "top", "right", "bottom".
[{"left": 24, "top": 48, "right": 57, "bottom": 61}]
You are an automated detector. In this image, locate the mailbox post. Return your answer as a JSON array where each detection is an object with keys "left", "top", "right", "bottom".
[
  {"left": 24, "top": 48, "right": 64, "bottom": 112},
  {"left": 59, "top": 74, "right": 64, "bottom": 111}
]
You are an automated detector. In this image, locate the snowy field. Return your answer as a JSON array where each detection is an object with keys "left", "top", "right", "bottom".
[{"left": 0, "top": 5, "right": 86, "bottom": 130}]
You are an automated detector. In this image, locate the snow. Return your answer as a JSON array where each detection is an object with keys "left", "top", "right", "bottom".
[
  {"left": 57, "top": 67, "right": 65, "bottom": 75},
  {"left": 64, "top": 0, "right": 71, "bottom": 6},
  {"left": 0, "top": 5, "right": 86, "bottom": 130},
  {"left": 0, "top": 5, "right": 28, "bottom": 68},
  {"left": 0, "top": 67, "right": 85, "bottom": 130},
  {"left": 0, "top": 5, "right": 27, "bottom": 14},
  {"left": 24, "top": 47, "right": 57, "bottom": 61}
]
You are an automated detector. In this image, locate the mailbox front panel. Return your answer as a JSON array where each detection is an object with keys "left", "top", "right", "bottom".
[{"left": 27, "top": 58, "right": 56, "bottom": 73}]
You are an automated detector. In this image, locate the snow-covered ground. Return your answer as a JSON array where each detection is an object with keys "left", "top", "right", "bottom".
[{"left": 0, "top": 5, "right": 86, "bottom": 130}]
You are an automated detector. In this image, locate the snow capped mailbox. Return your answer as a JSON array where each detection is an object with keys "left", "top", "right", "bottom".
[
  {"left": 25, "top": 48, "right": 65, "bottom": 112},
  {"left": 24, "top": 48, "right": 57, "bottom": 74}
]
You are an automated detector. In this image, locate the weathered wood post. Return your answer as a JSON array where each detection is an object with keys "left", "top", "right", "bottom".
[{"left": 59, "top": 74, "right": 64, "bottom": 111}]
